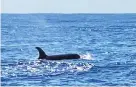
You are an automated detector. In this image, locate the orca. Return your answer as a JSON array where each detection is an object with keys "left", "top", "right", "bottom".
[{"left": 36, "top": 47, "right": 80, "bottom": 60}]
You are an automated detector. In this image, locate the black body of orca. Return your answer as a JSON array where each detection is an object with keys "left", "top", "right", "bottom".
[{"left": 36, "top": 47, "right": 80, "bottom": 60}]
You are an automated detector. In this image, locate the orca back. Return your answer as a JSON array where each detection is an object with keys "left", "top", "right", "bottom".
[
  {"left": 46, "top": 54, "right": 80, "bottom": 60},
  {"left": 35, "top": 47, "right": 80, "bottom": 60}
]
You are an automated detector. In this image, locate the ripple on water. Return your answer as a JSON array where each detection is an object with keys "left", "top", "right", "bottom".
[{"left": 2, "top": 59, "right": 94, "bottom": 86}]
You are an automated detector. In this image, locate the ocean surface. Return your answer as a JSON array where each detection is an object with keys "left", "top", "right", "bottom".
[{"left": 1, "top": 14, "right": 136, "bottom": 86}]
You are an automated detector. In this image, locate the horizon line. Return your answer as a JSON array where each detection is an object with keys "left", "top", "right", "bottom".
[{"left": 1, "top": 12, "right": 136, "bottom": 14}]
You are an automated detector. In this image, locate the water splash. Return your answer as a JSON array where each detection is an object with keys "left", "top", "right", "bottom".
[{"left": 80, "top": 53, "right": 94, "bottom": 60}]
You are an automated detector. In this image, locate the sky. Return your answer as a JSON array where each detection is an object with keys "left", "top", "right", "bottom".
[{"left": 1, "top": 0, "right": 136, "bottom": 13}]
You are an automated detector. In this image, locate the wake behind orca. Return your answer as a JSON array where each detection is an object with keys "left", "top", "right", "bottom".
[{"left": 36, "top": 47, "right": 80, "bottom": 60}]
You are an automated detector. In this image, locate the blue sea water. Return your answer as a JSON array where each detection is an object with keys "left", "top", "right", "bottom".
[{"left": 1, "top": 14, "right": 136, "bottom": 86}]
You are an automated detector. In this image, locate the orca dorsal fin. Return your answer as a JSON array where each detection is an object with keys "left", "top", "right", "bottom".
[{"left": 35, "top": 47, "right": 47, "bottom": 59}]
